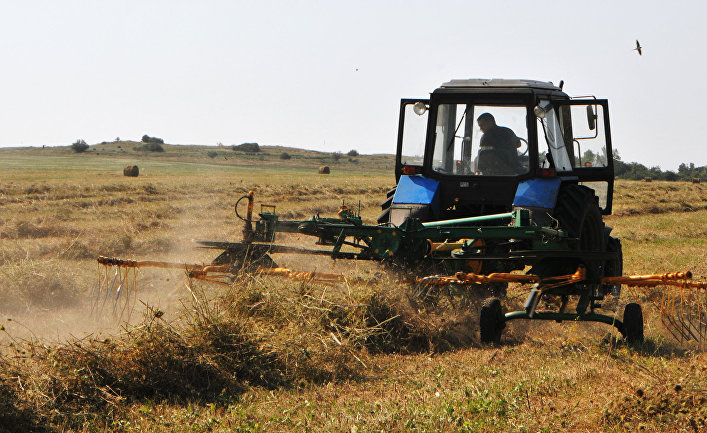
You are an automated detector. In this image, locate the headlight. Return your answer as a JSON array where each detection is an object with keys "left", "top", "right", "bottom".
[{"left": 413, "top": 102, "right": 428, "bottom": 116}]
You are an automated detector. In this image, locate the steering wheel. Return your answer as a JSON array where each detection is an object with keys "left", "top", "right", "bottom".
[{"left": 517, "top": 137, "right": 529, "bottom": 157}]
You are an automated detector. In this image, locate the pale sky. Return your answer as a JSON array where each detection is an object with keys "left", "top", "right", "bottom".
[{"left": 1, "top": 0, "right": 705, "bottom": 170}]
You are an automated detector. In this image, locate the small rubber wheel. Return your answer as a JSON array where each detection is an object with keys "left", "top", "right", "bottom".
[
  {"left": 623, "top": 303, "right": 644, "bottom": 346},
  {"left": 480, "top": 297, "right": 505, "bottom": 344}
]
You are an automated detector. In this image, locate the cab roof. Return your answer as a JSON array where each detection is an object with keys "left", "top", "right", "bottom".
[
  {"left": 433, "top": 79, "right": 568, "bottom": 98},
  {"left": 440, "top": 79, "right": 561, "bottom": 91}
]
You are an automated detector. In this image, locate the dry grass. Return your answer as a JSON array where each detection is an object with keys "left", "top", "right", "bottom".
[{"left": 1, "top": 148, "right": 706, "bottom": 432}]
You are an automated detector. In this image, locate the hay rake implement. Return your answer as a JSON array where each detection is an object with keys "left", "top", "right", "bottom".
[{"left": 96, "top": 251, "right": 707, "bottom": 350}]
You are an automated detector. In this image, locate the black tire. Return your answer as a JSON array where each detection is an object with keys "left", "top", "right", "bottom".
[
  {"left": 552, "top": 184, "right": 606, "bottom": 279},
  {"left": 377, "top": 186, "right": 397, "bottom": 224},
  {"left": 622, "top": 303, "right": 644, "bottom": 346},
  {"left": 480, "top": 297, "right": 505, "bottom": 344}
]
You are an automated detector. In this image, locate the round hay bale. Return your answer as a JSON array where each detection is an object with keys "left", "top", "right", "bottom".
[
  {"left": 692, "top": 177, "right": 701, "bottom": 184},
  {"left": 124, "top": 165, "right": 139, "bottom": 177},
  {"left": 643, "top": 177, "right": 652, "bottom": 182},
  {"left": 318, "top": 166, "right": 330, "bottom": 174}
]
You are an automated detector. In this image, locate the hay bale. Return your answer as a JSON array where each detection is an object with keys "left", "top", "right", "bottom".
[
  {"left": 692, "top": 177, "right": 701, "bottom": 184},
  {"left": 318, "top": 166, "right": 330, "bottom": 174},
  {"left": 643, "top": 177, "right": 652, "bottom": 182},
  {"left": 123, "top": 165, "right": 139, "bottom": 177}
]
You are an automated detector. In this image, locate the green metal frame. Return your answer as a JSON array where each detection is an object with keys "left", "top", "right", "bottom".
[
  {"left": 504, "top": 311, "right": 624, "bottom": 334},
  {"left": 200, "top": 202, "right": 626, "bottom": 334}
]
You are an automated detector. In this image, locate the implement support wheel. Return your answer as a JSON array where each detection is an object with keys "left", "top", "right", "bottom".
[
  {"left": 622, "top": 303, "right": 644, "bottom": 346},
  {"left": 480, "top": 297, "right": 505, "bottom": 344}
]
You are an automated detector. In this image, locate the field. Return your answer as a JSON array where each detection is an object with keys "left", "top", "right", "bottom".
[{"left": 1, "top": 144, "right": 706, "bottom": 432}]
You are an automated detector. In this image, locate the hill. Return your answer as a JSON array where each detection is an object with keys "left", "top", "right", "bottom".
[{"left": 0, "top": 141, "right": 396, "bottom": 174}]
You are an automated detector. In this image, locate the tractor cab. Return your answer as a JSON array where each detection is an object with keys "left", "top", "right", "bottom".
[{"left": 382, "top": 79, "right": 614, "bottom": 226}]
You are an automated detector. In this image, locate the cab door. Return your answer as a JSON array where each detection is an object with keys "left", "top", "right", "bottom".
[
  {"left": 556, "top": 99, "right": 614, "bottom": 214},
  {"left": 395, "top": 99, "right": 430, "bottom": 181}
]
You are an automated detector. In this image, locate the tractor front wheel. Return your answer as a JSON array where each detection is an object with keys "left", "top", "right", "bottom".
[
  {"left": 622, "top": 302, "right": 644, "bottom": 346},
  {"left": 480, "top": 297, "right": 505, "bottom": 344}
]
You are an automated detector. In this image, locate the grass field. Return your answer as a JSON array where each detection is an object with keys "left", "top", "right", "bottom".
[{"left": 1, "top": 145, "right": 706, "bottom": 432}]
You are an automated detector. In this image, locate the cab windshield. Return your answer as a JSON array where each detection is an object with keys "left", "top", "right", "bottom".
[{"left": 432, "top": 104, "right": 529, "bottom": 176}]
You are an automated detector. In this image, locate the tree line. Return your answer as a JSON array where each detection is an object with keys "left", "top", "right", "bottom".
[{"left": 614, "top": 159, "right": 706, "bottom": 181}]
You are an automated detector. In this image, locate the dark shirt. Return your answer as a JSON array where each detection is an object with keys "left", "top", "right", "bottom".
[
  {"left": 480, "top": 125, "right": 519, "bottom": 150},
  {"left": 478, "top": 126, "right": 522, "bottom": 174}
]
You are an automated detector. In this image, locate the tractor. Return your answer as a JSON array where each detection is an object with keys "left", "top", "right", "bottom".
[{"left": 375, "top": 78, "right": 626, "bottom": 342}]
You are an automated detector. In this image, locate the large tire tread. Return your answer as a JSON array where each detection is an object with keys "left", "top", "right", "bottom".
[{"left": 552, "top": 184, "right": 606, "bottom": 279}]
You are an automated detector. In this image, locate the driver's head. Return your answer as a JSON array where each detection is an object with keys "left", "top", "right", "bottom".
[{"left": 477, "top": 113, "right": 496, "bottom": 133}]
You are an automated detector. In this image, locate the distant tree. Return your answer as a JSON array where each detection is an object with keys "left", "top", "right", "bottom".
[
  {"left": 332, "top": 151, "right": 342, "bottom": 162},
  {"left": 613, "top": 159, "right": 628, "bottom": 177},
  {"left": 71, "top": 139, "right": 89, "bottom": 153},
  {"left": 280, "top": 152, "right": 292, "bottom": 160},
  {"left": 664, "top": 171, "right": 678, "bottom": 181},
  {"left": 141, "top": 134, "right": 164, "bottom": 144},
  {"left": 232, "top": 142, "right": 260, "bottom": 152},
  {"left": 347, "top": 149, "right": 359, "bottom": 157}
]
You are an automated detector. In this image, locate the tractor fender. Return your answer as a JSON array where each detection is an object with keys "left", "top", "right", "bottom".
[
  {"left": 386, "top": 175, "right": 441, "bottom": 226},
  {"left": 512, "top": 178, "right": 563, "bottom": 226}
]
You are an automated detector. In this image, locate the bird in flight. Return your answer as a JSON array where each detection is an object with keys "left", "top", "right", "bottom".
[{"left": 634, "top": 40, "right": 642, "bottom": 55}]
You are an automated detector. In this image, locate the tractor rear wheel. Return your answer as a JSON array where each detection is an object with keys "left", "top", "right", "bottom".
[
  {"left": 480, "top": 297, "right": 505, "bottom": 344},
  {"left": 622, "top": 303, "right": 644, "bottom": 346},
  {"left": 552, "top": 184, "right": 605, "bottom": 279}
]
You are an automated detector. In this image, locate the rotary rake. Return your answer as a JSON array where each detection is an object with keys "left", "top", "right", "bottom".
[{"left": 95, "top": 235, "right": 707, "bottom": 350}]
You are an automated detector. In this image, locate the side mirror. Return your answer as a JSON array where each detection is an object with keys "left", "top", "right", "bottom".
[{"left": 586, "top": 105, "right": 597, "bottom": 130}]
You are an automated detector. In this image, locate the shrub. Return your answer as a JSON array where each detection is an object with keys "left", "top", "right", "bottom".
[
  {"left": 332, "top": 151, "right": 342, "bottom": 162},
  {"left": 141, "top": 134, "right": 164, "bottom": 144},
  {"left": 71, "top": 139, "right": 89, "bottom": 153},
  {"left": 280, "top": 152, "right": 292, "bottom": 160},
  {"left": 207, "top": 151, "right": 218, "bottom": 158},
  {"left": 134, "top": 142, "right": 164, "bottom": 152},
  {"left": 347, "top": 149, "right": 359, "bottom": 157},
  {"left": 232, "top": 142, "right": 260, "bottom": 152}
]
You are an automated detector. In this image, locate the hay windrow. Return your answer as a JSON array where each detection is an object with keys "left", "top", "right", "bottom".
[{"left": 0, "top": 273, "right": 493, "bottom": 428}]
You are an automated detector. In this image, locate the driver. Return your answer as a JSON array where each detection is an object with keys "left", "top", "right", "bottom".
[{"left": 476, "top": 113, "right": 522, "bottom": 174}]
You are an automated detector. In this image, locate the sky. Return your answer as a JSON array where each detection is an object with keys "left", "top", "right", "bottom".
[{"left": 1, "top": 0, "right": 705, "bottom": 171}]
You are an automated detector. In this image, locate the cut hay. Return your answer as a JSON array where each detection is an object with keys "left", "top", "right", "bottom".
[{"left": 123, "top": 165, "right": 139, "bottom": 177}]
